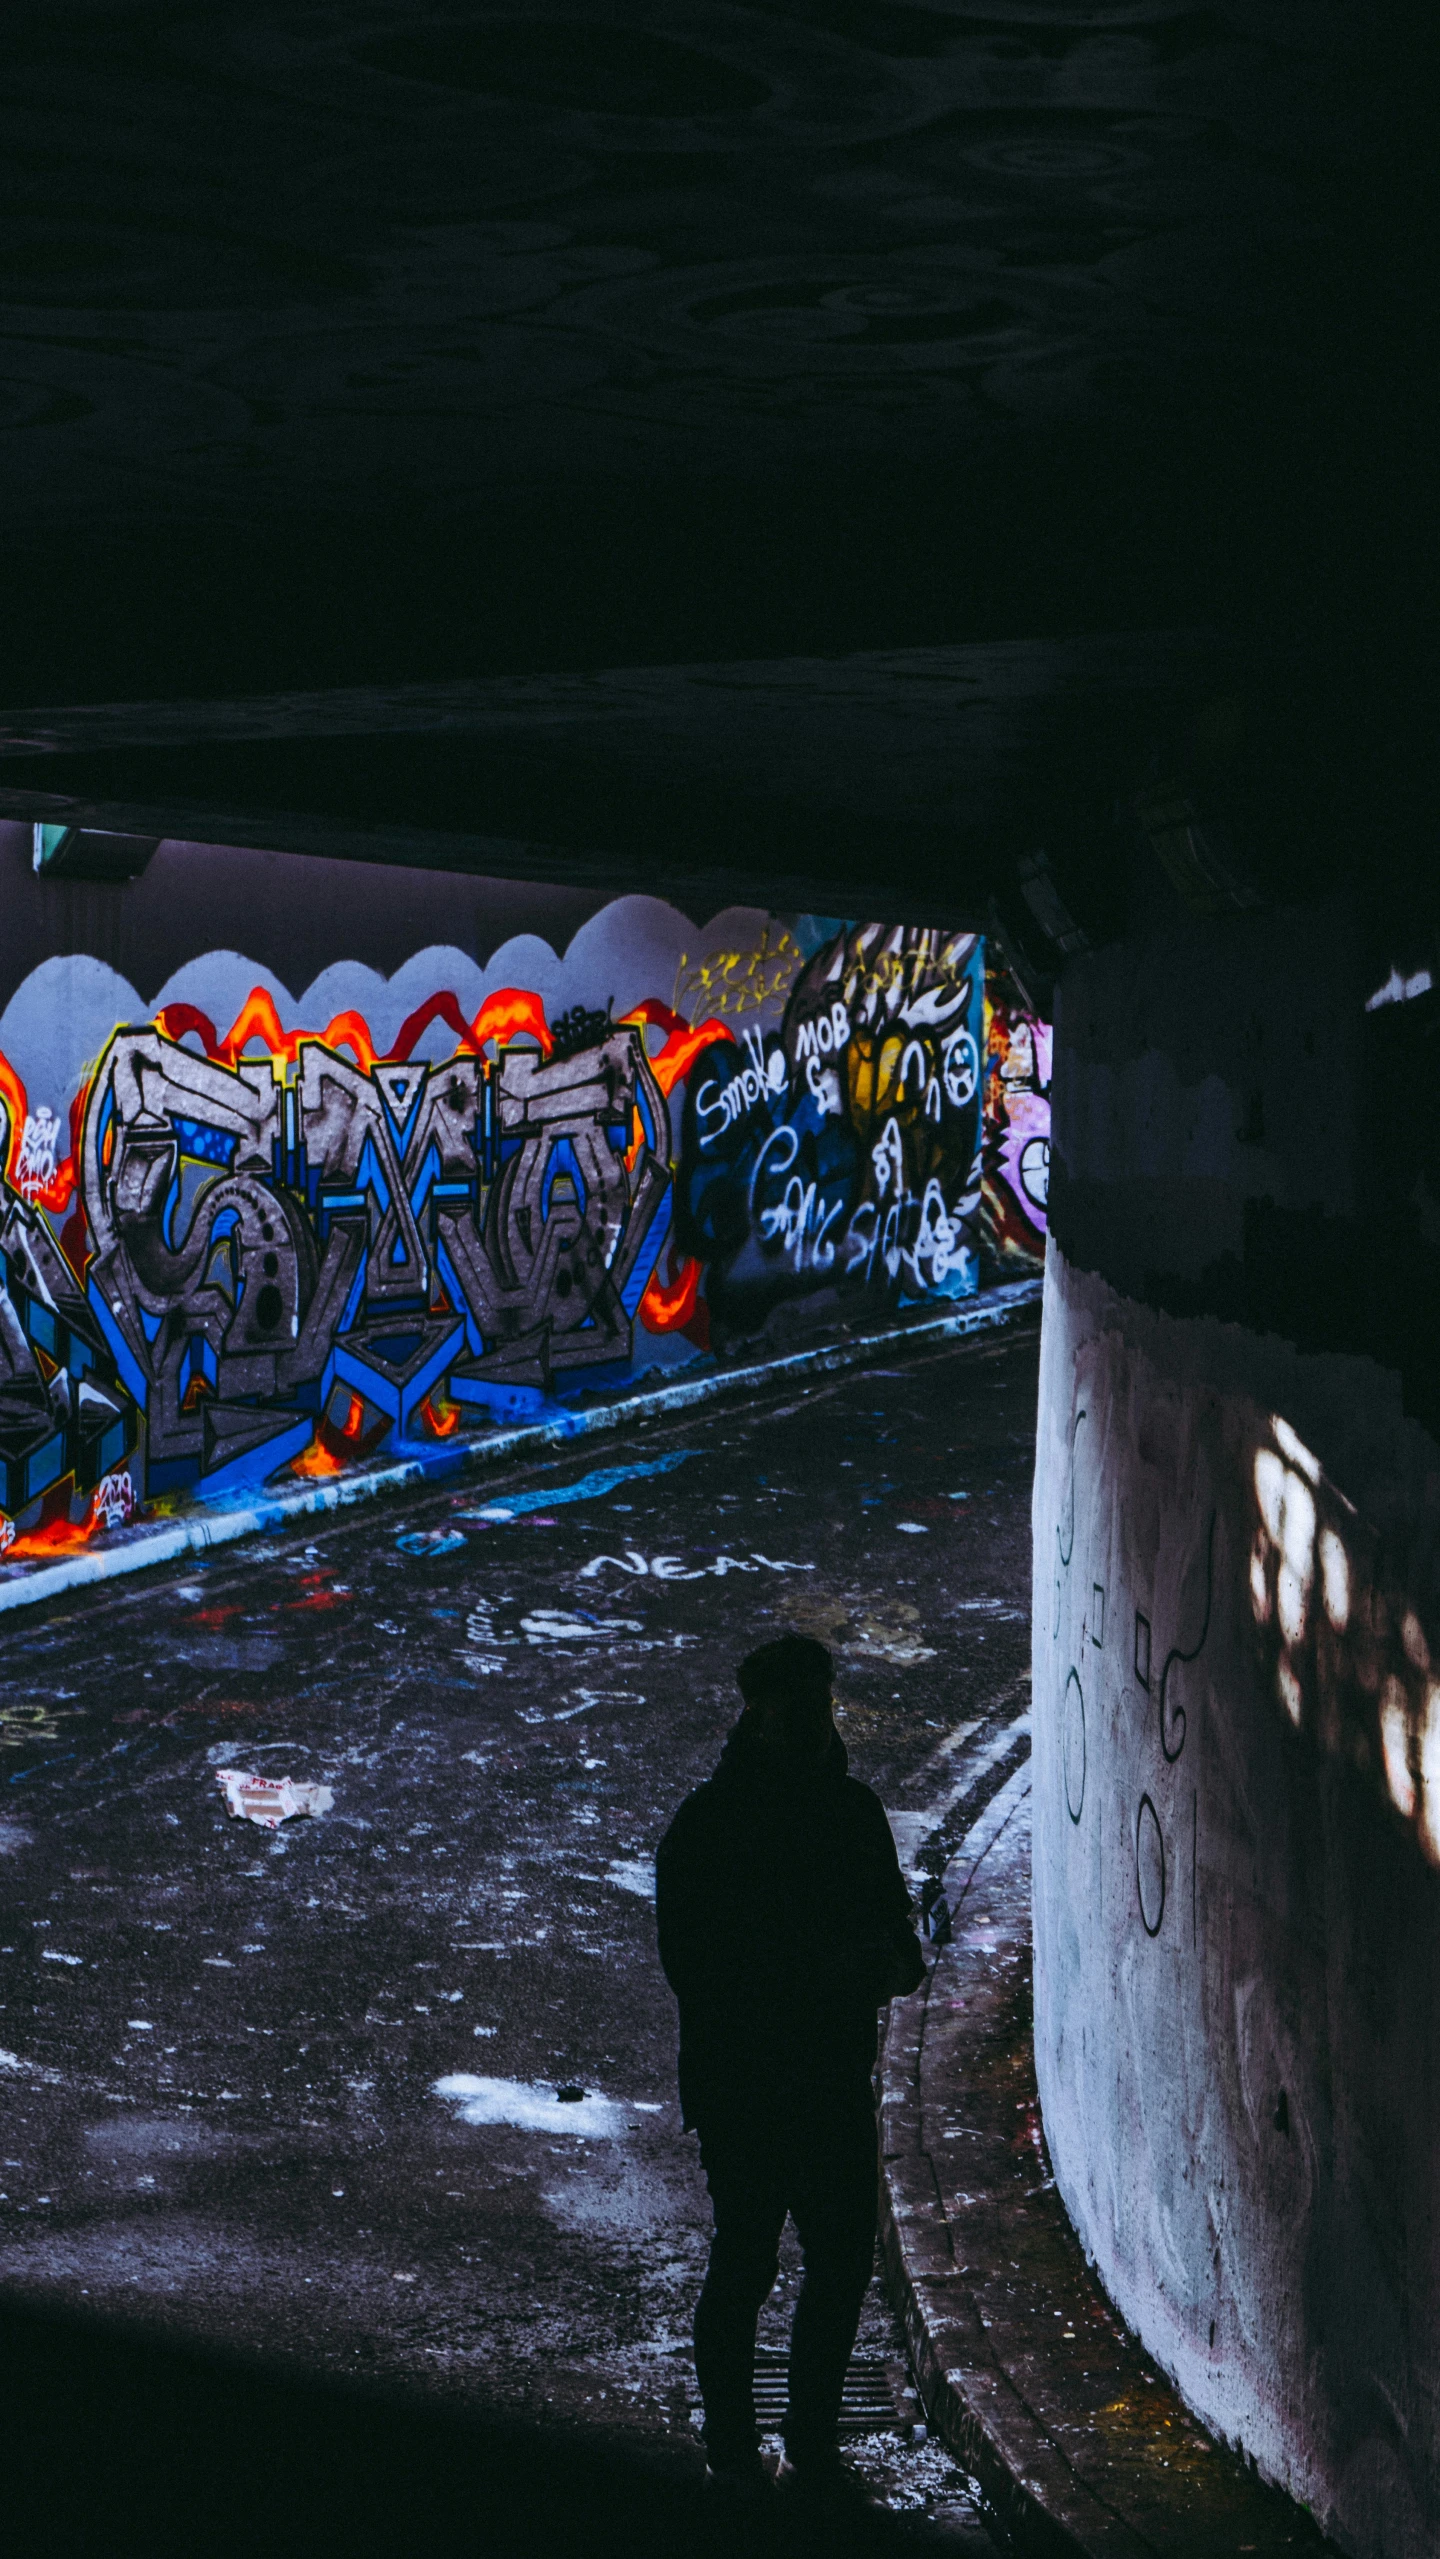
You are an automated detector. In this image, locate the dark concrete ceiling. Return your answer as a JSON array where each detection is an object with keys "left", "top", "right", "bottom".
[
  {"left": 0, "top": 3, "right": 1431, "bottom": 922},
  {"left": 0, "top": 632, "right": 1234, "bottom": 930}
]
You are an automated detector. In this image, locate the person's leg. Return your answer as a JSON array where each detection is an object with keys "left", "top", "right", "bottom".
[
  {"left": 694, "top": 2114, "right": 788, "bottom": 2471},
  {"left": 779, "top": 2088, "right": 880, "bottom": 2466}
]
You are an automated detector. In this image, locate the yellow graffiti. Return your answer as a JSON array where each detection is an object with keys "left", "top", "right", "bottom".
[
  {"left": 838, "top": 928, "right": 975, "bottom": 1025},
  {"left": 846, "top": 1028, "right": 950, "bottom": 1191},
  {"left": 0, "top": 1700, "right": 74, "bottom": 1749},
  {"left": 673, "top": 926, "right": 802, "bottom": 1020}
]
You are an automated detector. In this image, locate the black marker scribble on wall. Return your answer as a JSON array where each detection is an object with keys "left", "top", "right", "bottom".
[
  {"left": 1057, "top": 1404, "right": 1088, "bottom": 1570},
  {"left": 1159, "top": 1509, "right": 1216, "bottom": 1764}
]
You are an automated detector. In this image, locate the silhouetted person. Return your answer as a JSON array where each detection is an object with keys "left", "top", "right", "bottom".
[{"left": 655, "top": 1633, "right": 927, "bottom": 2514}]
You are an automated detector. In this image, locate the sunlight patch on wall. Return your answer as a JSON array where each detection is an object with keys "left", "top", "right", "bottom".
[{"left": 1250, "top": 1417, "right": 1439, "bottom": 1858}]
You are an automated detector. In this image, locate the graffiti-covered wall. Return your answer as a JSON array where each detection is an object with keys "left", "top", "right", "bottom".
[
  {"left": 983, "top": 991, "right": 1052, "bottom": 1272},
  {"left": 0, "top": 835, "right": 1047, "bottom": 1560}
]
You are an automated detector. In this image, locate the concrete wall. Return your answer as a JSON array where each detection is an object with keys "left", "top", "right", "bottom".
[{"left": 1032, "top": 898, "right": 1440, "bottom": 2556}]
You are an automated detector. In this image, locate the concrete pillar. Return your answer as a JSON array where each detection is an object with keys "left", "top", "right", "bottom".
[{"left": 1032, "top": 889, "right": 1440, "bottom": 2554}]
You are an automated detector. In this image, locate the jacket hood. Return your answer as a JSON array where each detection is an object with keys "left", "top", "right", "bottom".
[{"left": 715, "top": 1712, "right": 849, "bottom": 1794}]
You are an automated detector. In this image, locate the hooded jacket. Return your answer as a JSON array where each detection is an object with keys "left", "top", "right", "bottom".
[{"left": 654, "top": 1715, "right": 927, "bottom": 2130}]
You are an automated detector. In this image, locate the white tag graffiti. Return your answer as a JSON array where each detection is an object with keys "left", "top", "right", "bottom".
[
  {"left": 871, "top": 1116, "right": 905, "bottom": 1197},
  {"left": 578, "top": 1551, "right": 815, "bottom": 1582},
  {"left": 693, "top": 1028, "right": 789, "bottom": 1148},
  {"left": 520, "top": 1610, "right": 646, "bottom": 1644},
  {"left": 15, "top": 1106, "right": 60, "bottom": 1201},
  {"left": 90, "top": 1470, "right": 137, "bottom": 1530},
  {"left": 461, "top": 1598, "right": 514, "bottom": 1674}
]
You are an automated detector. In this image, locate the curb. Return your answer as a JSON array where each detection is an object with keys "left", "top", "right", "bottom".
[
  {"left": 0, "top": 1276, "right": 1042, "bottom": 1617},
  {"left": 877, "top": 1767, "right": 1125, "bottom": 2558},
  {"left": 877, "top": 1758, "right": 1339, "bottom": 2558}
]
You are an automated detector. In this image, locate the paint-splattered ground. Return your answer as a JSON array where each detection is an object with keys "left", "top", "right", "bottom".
[{"left": 0, "top": 1325, "right": 1037, "bottom": 2547}]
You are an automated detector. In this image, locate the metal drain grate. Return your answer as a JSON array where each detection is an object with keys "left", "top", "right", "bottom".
[{"left": 687, "top": 2352, "right": 910, "bottom": 2436}]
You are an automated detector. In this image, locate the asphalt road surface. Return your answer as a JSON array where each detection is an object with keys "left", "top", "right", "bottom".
[{"left": 0, "top": 1320, "right": 1038, "bottom": 2548}]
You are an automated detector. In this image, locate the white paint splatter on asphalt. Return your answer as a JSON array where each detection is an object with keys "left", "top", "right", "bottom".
[
  {"left": 432, "top": 2075, "right": 630, "bottom": 2137},
  {"left": 520, "top": 1610, "right": 645, "bottom": 1645},
  {"left": 606, "top": 1858, "right": 656, "bottom": 1901}
]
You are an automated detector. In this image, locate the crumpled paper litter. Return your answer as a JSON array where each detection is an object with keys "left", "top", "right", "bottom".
[{"left": 216, "top": 1768, "right": 334, "bottom": 1830}]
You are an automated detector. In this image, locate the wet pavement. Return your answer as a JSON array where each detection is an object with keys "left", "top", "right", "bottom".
[{"left": 0, "top": 1320, "right": 1039, "bottom": 2546}]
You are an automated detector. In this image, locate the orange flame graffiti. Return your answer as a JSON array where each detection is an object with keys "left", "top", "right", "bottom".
[
  {"left": 0, "top": 1049, "right": 26, "bottom": 1190},
  {"left": 0, "top": 984, "right": 698, "bottom": 1242},
  {"left": 153, "top": 990, "right": 377, "bottom": 1071},
  {"left": 289, "top": 1434, "right": 345, "bottom": 1479},
  {"left": 619, "top": 999, "right": 734, "bottom": 1096},
  {"left": 640, "top": 1253, "right": 705, "bottom": 1334},
  {"left": 5, "top": 1514, "right": 98, "bottom": 1559},
  {"left": 5, "top": 1471, "right": 130, "bottom": 1558},
  {"left": 458, "top": 988, "right": 554, "bottom": 1060},
  {"left": 0, "top": 1049, "right": 81, "bottom": 1215},
  {"left": 388, "top": 990, "right": 477, "bottom": 1058},
  {"left": 151, "top": 984, "right": 554, "bottom": 1074}
]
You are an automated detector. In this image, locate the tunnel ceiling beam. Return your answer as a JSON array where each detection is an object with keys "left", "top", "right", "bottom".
[{"left": 0, "top": 628, "right": 1241, "bottom": 946}]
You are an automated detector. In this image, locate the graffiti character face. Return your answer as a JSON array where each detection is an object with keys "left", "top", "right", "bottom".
[{"left": 942, "top": 1028, "right": 980, "bottom": 1112}]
